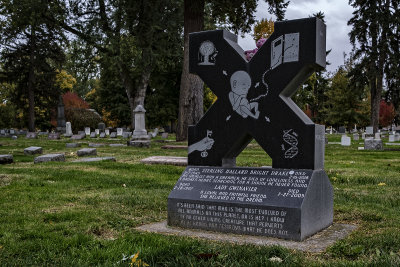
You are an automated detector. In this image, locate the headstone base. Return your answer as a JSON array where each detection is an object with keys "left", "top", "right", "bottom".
[
  {"left": 364, "top": 138, "right": 383, "bottom": 150},
  {"left": 128, "top": 140, "right": 151, "bottom": 147},
  {"left": 0, "top": 154, "right": 13, "bottom": 164},
  {"left": 168, "top": 166, "right": 333, "bottom": 241},
  {"left": 34, "top": 154, "right": 65, "bottom": 164}
]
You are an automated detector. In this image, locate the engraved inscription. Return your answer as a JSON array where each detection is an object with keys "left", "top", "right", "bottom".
[{"left": 174, "top": 201, "right": 289, "bottom": 237}]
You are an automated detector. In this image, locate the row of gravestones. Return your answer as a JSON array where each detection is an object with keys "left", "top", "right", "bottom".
[
  {"left": 0, "top": 145, "right": 117, "bottom": 165},
  {"left": 340, "top": 132, "right": 400, "bottom": 150}
]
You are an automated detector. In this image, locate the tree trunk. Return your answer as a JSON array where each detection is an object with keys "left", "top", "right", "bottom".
[
  {"left": 176, "top": 0, "right": 205, "bottom": 141},
  {"left": 134, "top": 69, "right": 150, "bottom": 108},
  {"left": 119, "top": 64, "right": 136, "bottom": 129},
  {"left": 28, "top": 27, "right": 36, "bottom": 132}
]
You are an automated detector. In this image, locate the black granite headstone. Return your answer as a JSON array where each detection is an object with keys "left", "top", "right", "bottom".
[
  {"left": 168, "top": 17, "right": 333, "bottom": 241},
  {"left": 168, "top": 166, "right": 332, "bottom": 241},
  {"left": 187, "top": 18, "right": 326, "bottom": 170}
]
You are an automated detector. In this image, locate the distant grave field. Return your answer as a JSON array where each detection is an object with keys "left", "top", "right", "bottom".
[{"left": 0, "top": 133, "right": 399, "bottom": 265}]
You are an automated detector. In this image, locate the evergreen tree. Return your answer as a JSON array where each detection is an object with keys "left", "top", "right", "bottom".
[
  {"left": 324, "top": 62, "right": 370, "bottom": 130},
  {"left": 348, "top": 0, "right": 399, "bottom": 132},
  {"left": 0, "top": 0, "right": 66, "bottom": 131},
  {"left": 62, "top": 0, "right": 183, "bottom": 128}
]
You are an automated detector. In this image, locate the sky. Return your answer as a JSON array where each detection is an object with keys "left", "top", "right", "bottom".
[{"left": 238, "top": 0, "right": 356, "bottom": 73}]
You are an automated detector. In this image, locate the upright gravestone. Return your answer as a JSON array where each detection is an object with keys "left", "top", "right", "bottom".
[
  {"left": 338, "top": 126, "right": 346, "bottom": 134},
  {"left": 130, "top": 105, "right": 151, "bottom": 147},
  {"left": 98, "top": 122, "right": 105, "bottom": 132},
  {"left": 84, "top": 127, "right": 91, "bottom": 136},
  {"left": 353, "top": 133, "right": 359, "bottom": 141},
  {"left": 168, "top": 18, "right": 333, "bottom": 241},
  {"left": 56, "top": 95, "right": 66, "bottom": 133},
  {"left": 65, "top": 122, "right": 73, "bottom": 137},
  {"left": 105, "top": 129, "right": 110, "bottom": 136},
  {"left": 117, "top": 128, "right": 123, "bottom": 136},
  {"left": 95, "top": 129, "right": 100, "bottom": 135},
  {"left": 132, "top": 105, "right": 149, "bottom": 139},
  {"left": 365, "top": 126, "right": 373, "bottom": 135},
  {"left": 341, "top": 135, "right": 351, "bottom": 146}
]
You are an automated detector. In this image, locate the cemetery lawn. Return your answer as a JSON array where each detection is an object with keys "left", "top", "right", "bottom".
[{"left": 0, "top": 135, "right": 400, "bottom": 266}]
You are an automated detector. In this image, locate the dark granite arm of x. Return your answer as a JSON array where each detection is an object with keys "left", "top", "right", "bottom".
[{"left": 188, "top": 17, "right": 326, "bottom": 170}]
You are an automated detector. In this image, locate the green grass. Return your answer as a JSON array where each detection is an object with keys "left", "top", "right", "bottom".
[{"left": 0, "top": 134, "right": 400, "bottom": 266}]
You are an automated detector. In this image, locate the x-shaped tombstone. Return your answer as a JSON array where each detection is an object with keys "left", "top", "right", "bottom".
[{"left": 188, "top": 18, "right": 326, "bottom": 170}]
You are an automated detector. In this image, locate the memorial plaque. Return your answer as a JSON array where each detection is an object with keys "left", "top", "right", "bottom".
[
  {"left": 48, "top": 133, "right": 61, "bottom": 140},
  {"left": 168, "top": 17, "right": 333, "bottom": 241},
  {"left": 26, "top": 132, "right": 38, "bottom": 139},
  {"left": 168, "top": 166, "right": 332, "bottom": 241}
]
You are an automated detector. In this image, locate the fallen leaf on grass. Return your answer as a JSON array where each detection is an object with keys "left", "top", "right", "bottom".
[
  {"left": 269, "top": 256, "right": 283, "bottom": 263},
  {"left": 378, "top": 182, "right": 386, "bottom": 186}
]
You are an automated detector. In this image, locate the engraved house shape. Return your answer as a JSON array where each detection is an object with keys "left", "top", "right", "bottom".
[{"left": 188, "top": 17, "right": 326, "bottom": 170}]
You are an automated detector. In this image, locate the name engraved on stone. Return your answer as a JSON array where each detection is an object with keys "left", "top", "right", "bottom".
[{"left": 173, "top": 167, "right": 310, "bottom": 204}]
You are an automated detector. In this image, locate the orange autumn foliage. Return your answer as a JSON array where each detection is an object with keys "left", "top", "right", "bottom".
[{"left": 63, "top": 92, "right": 89, "bottom": 109}]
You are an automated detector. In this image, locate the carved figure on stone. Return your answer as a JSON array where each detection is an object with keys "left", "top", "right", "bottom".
[
  {"left": 188, "top": 130, "right": 214, "bottom": 157},
  {"left": 198, "top": 40, "right": 218, "bottom": 65},
  {"left": 229, "top": 71, "right": 260, "bottom": 119}
]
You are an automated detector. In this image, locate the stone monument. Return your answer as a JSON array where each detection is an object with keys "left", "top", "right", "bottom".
[
  {"left": 56, "top": 95, "right": 66, "bottom": 133},
  {"left": 65, "top": 122, "right": 73, "bottom": 137},
  {"left": 168, "top": 17, "right": 333, "bottom": 241},
  {"left": 129, "top": 105, "right": 150, "bottom": 147}
]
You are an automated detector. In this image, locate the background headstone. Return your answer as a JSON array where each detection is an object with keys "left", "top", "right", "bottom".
[
  {"left": 26, "top": 132, "right": 38, "bottom": 139},
  {"left": 366, "top": 126, "right": 373, "bottom": 135},
  {"left": 65, "top": 122, "right": 73, "bottom": 137},
  {"left": 151, "top": 128, "right": 159, "bottom": 138},
  {"left": 24, "top": 146, "right": 43, "bottom": 155},
  {"left": 48, "top": 133, "right": 61, "bottom": 140},
  {"left": 84, "top": 127, "right": 91, "bottom": 136},
  {"left": 34, "top": 154, "right": 65, "bottom": 164},
  {"left": 341, "top": 135, "right": 351, "bottom": 146},
  {"left": 364, "top": 138, "right": 383, "bottom": 150},
  {"left": 90, "top": 132, "right": 96, "bottom": 138},
  {"left": 105, "top": 129, "right": 110, "bottom": 136},
  {"left": 117, "top": 128, "right": 123, "bottom": 136},
  {"left": 95, "top": 129, "right": 100, "bottom": 135},
  {"left": 122, "top": 132, "right": 131, "bottom": 138},
  {"left": 353, "top": 133, "right": 359, "bottom": 141},
  {"left": 338, "top": 126, "right": 346, "bottom": 134},
  {"left": 389, "top": 135, "right": 395, "bottom": 142},
  {"left": 98, "top": 122, "right": 105, "bottom": 132},
  {"left": 132, "top": 105, "right": 150, "bottom": 140},
  {"left": 71, "top": 133, "right": 85, "bottom": 140},
  {"left": 374, "top": 133, "right": 381, "bottom": 139},
  {"left": 77, "top": 148, "right": 97, "bottom": 157},
  {"left": 56, "top": 95, "right": 66, "bottom": 133},
  {"left": 161, "top": 133, "right": 169, "bottom": 139},
  {"left": 99, "top": 133, "right": 106, "bottom": 138},
  {"left": 0, "top": 154, "right": 13, "bottom": 164},
  {"left": 110, "top": 132, "right": 117, "bottom": 138}
]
